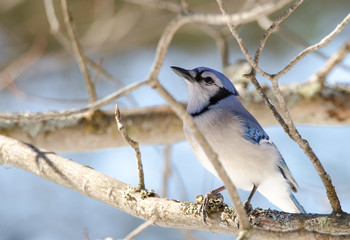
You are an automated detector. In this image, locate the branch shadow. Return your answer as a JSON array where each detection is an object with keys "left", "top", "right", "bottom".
[{"left": 24, "top": 143, "right": 72, "bottom": 186}]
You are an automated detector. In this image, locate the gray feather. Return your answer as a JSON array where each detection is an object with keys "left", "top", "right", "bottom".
[{"left": 277, "top": 158, "right": 299, "bottom": 192}]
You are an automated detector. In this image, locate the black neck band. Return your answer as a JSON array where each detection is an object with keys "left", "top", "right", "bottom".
[{"left": 190, "top": 88, "right": 233, "bottom": 117}]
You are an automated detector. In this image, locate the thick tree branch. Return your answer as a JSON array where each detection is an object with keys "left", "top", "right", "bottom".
[
  {"left": 0, "top": 105, "right": 183, "bottom": 152},
  {"left": 0, "top": 134, "right": 349, "bottom": 240},
  {"left": 0, "top": 80, "right": 148, "bottom": 122},
  {"left": 1, "top": 85, "right": 350, "bottom": 152}
]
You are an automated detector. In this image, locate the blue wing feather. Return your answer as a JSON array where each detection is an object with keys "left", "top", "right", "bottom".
[
  {"left": 227, "top": 97, "right": 269, "bottom": 144},
  {"left": 244, "top": 125, "right": 269, "bottom": 144}
]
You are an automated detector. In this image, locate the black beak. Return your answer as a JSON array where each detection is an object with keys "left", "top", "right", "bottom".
[{"left": 170, "top": 66, "right": 194, "bottom": 82}]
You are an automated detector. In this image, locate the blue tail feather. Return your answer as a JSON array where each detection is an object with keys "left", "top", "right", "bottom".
[{"left": 290, "top": 193, "right": 306, "bottom": 213}]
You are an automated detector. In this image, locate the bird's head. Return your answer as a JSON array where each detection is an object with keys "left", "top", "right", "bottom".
[{"left": 171, "top": 66, "right": 239, "bottom": 114}]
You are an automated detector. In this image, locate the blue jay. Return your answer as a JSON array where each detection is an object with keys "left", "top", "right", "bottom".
[{"left": 171, "top": 66, "right": 305, "bottom": 217}]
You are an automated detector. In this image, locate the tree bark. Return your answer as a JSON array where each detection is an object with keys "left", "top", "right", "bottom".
[
  {"left": 0, "top": 134, "right": 349, "bottom": 239},
  {"left": 1, "top": 85, "right": 349, "bottom": 152}
]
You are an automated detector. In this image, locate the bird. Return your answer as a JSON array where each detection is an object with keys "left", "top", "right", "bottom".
[{"left": 170, "top": 66, "right": 306, "bottom": 218}]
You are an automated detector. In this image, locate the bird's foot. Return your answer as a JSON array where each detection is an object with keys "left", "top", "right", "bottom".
[{"left": 197, "top": 191, "right": 224, "bottom": 224}]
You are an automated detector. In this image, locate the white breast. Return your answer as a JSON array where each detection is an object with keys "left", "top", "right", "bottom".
[{"left": 184, "top": 108, "right": 280, "bottom": 191}]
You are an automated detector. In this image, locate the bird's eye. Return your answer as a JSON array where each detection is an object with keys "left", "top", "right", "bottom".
[{"left": 203, "top": 77, "right": 214, "bottom": 85}]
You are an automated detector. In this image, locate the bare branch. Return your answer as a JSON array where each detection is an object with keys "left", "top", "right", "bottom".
[
  {"left": 124, "top": 0, "right": 181, "bottom": 13},
  {"left": 254, "top": 0, "right": 304, "bottom": 65},
  {"left": 180, "top": 0, "right": 189, "bottom": 13},
  {"left": 44, "top": 0, "right": 72, "bottom": 51},
  {"left": 198, "top": 25, "right": 229, "bottom": 67},
  {"left": 115, "top": 104, "right": 145, "bottom": 190},
  {"left": 308, "top": 39, "right": 350, "bottom": 85},
  {"left": 44, "top": 0, "right": 137, "bottom": 106},
  {"left": 44, "top": 0, "right": 59, "bottom": 34},
  {"left": 0, "top": 38, "right": 47, "bottom": 91},
  {"left": 1, "top": 134, "right": 350, "bottom": 239},
  {"left": 0, "top": 80, "right": 148, "bottom": 121},
  {"left": 85, "top": 58, "right": 138, "bottom": 106},
  {"left": 61, "top": 0, "right": 97, "bottom": 102},
  {"left": 275, "top": 12, "right": 350, "bottom": 79},
  {"left": 2, "top": 84, "right": 350, "bottom": 152},
  {"left": 81, "top": 4, "right": 142, "bottom": 51},
  {"left": 161, "top": 145, "right": 172, "bottom": 198},
  {"left": 148, "top": 0, "right": 293, "bottom": 78},
  {"left": 123, "top": 215, "right": 157, "bottom": 240},
  {"left": 0, "top": 105, "right": 183, "bottom": 152},
  {"left": 238, "top": 0, "right": 305, "bottom": 139},
  {"left": 215, "top": 0, "right": 261, "bottom": 77},
  {"left": 271, "top": 77, "right": 343, "bottom": 213}
]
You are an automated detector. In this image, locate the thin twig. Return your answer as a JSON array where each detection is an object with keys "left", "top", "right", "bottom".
[
  {"left": 148, "top": 0, "right": 293, "bottom": 79},
  {"left": 0, "top": 37, "right": 47, "bottom": 91},
  {"left": 115, "top": 104, "right": 145, "bottom": 190},
  {"left": 0, "top": 80, "right": 149, "bottom": 121},
  {"left": 245, "top": 74, "right": 292, "bottom": 136},
  {"left": 85, "top": 58, "right": 138, "bottom": 107},
  {"left": 254, "top": 0, "right": 304, "bottom": 64},
  {"left": 92, "top": 58, "right": 104, "bottom": 85},
  {"left": 216, "top": 0, "right": 265, "bottom": 78},
  {"left": 125, "top": 0, "right": 181, "bottom": 13},
  {"left": 217, "top": 0, "right": 350, "bottom": 82},
  {"left": 44, "top": 0, "right": 72, "bottom": 51},
  {"left": 83, "top": 228, "right": 91, "bottom": 240},
  {"left": 123, "top": 215, "right": 157, "bottom": 240},
  {"left": 82, "top": 4, "right": 141, "bottom": 51},
  {"left": 180, "top": 230, "right": 199, "bottom": 240},
  {"left": 274, "top": 12, "right": 350, "bottom": 79},
  {"left": 44, "top": 0, "right": 59, "bottom": 34},
  {"left": 270, "top": 76, "right": 343, "bottom": 213},
  {"left": 162, "top": 145, "right": 172, "bottom": 198},
  {"left": 61, "top": 0, "right": 97, "bottom": 103},
  {"left": 180, "top": 0, "right": 189, "bottom": 13},
  {"left": 308, "top": 39, "right": 350, "bottom": 85},
  {"left": 242, "top": 0, "right": 305, "bottom": 137},
  {"left": 44, "top": 0, "right": 137, "bottom": 106},
  {"left": 198, "top": 25, "right": 229, "bottom": 67},
  {"left": 257, "top": 15, "right": 350, "bottom": 72}
]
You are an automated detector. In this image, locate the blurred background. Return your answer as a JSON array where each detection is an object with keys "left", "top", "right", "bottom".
[{"left": 0, "top": 0, "right": 350, "bottom": 239}]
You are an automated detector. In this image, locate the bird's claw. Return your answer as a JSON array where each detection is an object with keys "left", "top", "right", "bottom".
[
  {"left": 198, "top": 191, "right": 224, "bottom": 224},
  {"left": 243, "top": 201, "right": 253, "bottom": 213}
]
